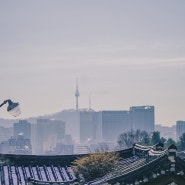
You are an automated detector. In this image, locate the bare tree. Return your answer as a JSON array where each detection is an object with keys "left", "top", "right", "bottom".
[{"left": 117, "top": 129, "right": 149, "bottom": 148}]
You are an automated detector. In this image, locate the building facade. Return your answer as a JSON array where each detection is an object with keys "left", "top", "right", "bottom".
[
  {"left": 176, "top": 120, "right": 185, "bottom": 140},
  {"left": 35, "top": 119, "right": 65, "bottom": 155},
  {"left": 14, "top": 120, "right": 31, "bottom": 140},
  {"left": 102, "top": 111, "right": 131, "bottom": 142},
  {"left": 130, "top": 106, "right": 155, "bottom": 133},
  {"left": 0, "top": 126, "right": 13, "bottom": 142},
  {"left": 52, "top": 110, "right": 80, "bottom": 143},
  {"left": 80, "top": 111, "right": 102, "bottom": 143}
]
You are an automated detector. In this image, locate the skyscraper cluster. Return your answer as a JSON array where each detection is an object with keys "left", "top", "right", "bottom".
[
  {"left": 52, "top": 106, "right": 155, "bottom": 145},
  {"left": 0, "top": 82, "right": 155, "bottom": 155}
]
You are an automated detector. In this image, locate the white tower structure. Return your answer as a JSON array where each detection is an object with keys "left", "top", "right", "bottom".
[{"left": 75, "top": 79, "right": 80, "bottom": 111}]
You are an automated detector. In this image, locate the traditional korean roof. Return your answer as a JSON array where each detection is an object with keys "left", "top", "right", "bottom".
[
  {"left": 0, "top": 165, "right": 77, "bottom": 185},
  {"left": 0, "top": 144, "right": 185, "bottom": 185}
]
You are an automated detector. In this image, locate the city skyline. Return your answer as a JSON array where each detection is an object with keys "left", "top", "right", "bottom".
[{"left": 1, "top": 1, "right": 185, "bottom": 126}]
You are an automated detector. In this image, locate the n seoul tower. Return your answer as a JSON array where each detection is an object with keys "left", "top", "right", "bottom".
[{"left": 75, "top": 79, "right": 80, "bottom": 111}]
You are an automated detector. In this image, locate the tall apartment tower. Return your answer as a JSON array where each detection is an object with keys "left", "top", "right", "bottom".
[
  {"left": 176, "top": 120, "right": 185, "bottom": 140},
  {"left": 14, "top": 120, "right": 31, "bottom": 140},
  {"left": 75, "top": 79, "right": 80, "bottom": 111},
  {"left": 130, "top": 106, "right": 155, "bottom": 133}
]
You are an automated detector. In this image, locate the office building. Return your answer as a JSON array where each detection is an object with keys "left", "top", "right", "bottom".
[
  {"left": 0, "top": 126, "right": 13, "bottom": 142},
  {"left": 130, "top": 106, "right": 155, "bottom": 133},
  {"left": 52, "top": 110, "right": 80, "bottom": 143},
  {"left": 102, "top": 111, "right": 131, "bottom": 142},
  {"left": 176, "top": 120, "right": 185, "bottom": 140},
  {"left": 80, "top": 111, "right": 102, "bottom": 143},
  {"left": 14, "top": 120, "right": 31, "bottom": 140},
  {"left": 36, "top": 119, "right": 65, "bottom": 155}
]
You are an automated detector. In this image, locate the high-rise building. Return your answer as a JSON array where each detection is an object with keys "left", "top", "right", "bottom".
[
  {"left": 80, "top": 111, "right": 102, "bottom": 143},
  {"left": 102, "top": 111, "right": 131, "bottom": 142},
  {"left": 0, "top": 126, "right": 13, "bottom": 142},
  {"left": 52, "top": 110, "right": 80, "bottom": 143},
  {"left": 130, "top": 106, "right": 155, "bottom": 133},
  {"left": 14, "top": 120, "right": 31, "bottom": 140},
  {"left": 176, "top": 120, "right": 185, "bottom": 140},
  {"left": 36, "top": 119, "right": 65, "bottom": 155}
]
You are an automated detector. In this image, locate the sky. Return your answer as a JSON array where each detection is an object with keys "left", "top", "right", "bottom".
[{"left": 0, "top": 0, "right": 185, "bottom": 126}]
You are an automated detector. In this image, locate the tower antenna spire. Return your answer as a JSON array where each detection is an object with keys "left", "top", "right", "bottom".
[{"left": 75, "top": 78, "right": 80, "bottom": 111}]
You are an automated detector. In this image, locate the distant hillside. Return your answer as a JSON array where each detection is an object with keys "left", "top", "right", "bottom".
[
  {"left": 0, "top": 109, "right": 79, "bottom": 127},
  {"left": 0, "top": 111, "right": 59, "bottom": 127},
  {"left": 0, "top": 118, "right": 17, "bottom": 127}
]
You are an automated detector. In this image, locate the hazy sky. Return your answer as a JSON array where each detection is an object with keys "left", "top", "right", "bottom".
[{"left": 0, "top": 0, "right": 185, "bottom": 126}]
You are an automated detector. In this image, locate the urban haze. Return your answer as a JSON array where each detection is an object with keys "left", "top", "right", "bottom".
[{"left": 0, "top": 0, "right": 185, "bottom": 126}]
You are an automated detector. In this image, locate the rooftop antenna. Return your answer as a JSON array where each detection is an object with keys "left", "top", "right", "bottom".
[{"left": 75, "top": 78, "right": 80, "bottom": 111}]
